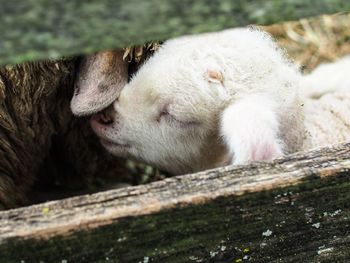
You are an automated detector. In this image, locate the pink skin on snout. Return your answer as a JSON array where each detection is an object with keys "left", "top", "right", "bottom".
[
  {"left": 90, "top": 112, "right": 130, "bottom": 149},
  {"left": 90, "top": 113, "right": 113, "bottom": 146}
]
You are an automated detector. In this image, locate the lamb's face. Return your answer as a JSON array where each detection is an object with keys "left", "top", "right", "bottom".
[{"left": 90, "top": 55, "right": 229, "bottom": 174}]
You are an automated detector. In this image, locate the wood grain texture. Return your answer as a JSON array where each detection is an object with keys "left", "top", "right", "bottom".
[
  {"left": 1, "top": 0, "right": 350, "bottom": 65},
  {"left": 0, "top": 142, "right": 350, "bottom": 262}
]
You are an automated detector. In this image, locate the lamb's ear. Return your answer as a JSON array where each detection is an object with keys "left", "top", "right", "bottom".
[
  {"left": 204, "top": 67, "right": 228, "bottom": 100},
  {"left": 70, "top": 50, "right": 128, "bottom": 116},
  {"left": 205, "top": 69, "right": 224, "bottom": 85},
  {"left": 207, "top": 69, "right": 224, "bottom": 84}
]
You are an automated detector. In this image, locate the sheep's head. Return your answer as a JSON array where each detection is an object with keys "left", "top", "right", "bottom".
[
  {"left": 78, "top": 29, "right": 306, "bottom": 175},
  {"left": 90, "top": 48, "right": 230, "bottom": 174}
]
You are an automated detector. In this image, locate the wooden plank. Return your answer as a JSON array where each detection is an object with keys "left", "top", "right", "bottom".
[
  {"left": 0, "top": 142, "right": 350, "bottom": 262},
  {"left": 1, "top": 0, "right": 350, "bottom": 65}
]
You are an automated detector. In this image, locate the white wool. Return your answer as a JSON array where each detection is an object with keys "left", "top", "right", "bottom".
[
  {"left": 301, "top": 56, "right": 350, "bottom": 149},
  {"left": 221, "top": 93, "right": 284, "bottom": 165},
  {"left": 300, "top": 56, "right": 350, "bottom": 99}
]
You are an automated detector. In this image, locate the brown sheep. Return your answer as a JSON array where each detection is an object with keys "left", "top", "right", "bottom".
[{"left": 0, "top": 51, "right": 128, "bottom": 209}]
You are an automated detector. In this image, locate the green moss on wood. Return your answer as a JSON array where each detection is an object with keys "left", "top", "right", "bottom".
[
  {"left": 1, "top": 173, "right": 349, "bottom": 262},
  {"left": 1, "top": 0, "right": 350, "bottom": 65}
]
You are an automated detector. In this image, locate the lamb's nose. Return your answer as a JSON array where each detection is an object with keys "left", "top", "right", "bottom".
[
  {"left": 92, "top": 108, "right": 114, "bottom": 126},
  {"left": 98, "top": 111, "right": 113, "bottom": 125}
]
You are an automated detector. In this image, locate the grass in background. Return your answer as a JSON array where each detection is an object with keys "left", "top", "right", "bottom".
[{"left": 264, "top": 12, "right": 350, "bottom": 72}]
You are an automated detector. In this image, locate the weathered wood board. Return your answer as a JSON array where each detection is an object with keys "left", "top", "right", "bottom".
[
  {"left": 0, "top": 143, "right": 349, "bottom": 262},
  {"left": 1, "top": 0, "right": 350, "bottom": 65}
]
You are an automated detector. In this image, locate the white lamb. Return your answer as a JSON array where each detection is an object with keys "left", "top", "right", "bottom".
[{"left": 72, "top": 28, "right": 350, "bottom": 175}]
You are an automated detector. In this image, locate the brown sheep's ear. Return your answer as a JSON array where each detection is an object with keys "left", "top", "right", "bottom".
[{"left": 70, "top": 50, "right": 128, "bottom": 116}]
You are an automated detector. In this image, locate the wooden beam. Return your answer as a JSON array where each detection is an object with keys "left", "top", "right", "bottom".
[
  {"left": 1, "top": 0, "right": 349, "bottom": 65},
  {"left": 1, "top": 142, "right": 350, "bottom": 262}
]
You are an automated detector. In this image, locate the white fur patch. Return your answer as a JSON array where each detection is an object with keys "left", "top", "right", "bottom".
[{"left": 220, "top": 94, "right": 284, "bottom": 164}]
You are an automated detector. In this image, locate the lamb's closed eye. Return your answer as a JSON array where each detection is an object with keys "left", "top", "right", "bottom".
[{"left": 157, "top": 104, "right": 200, "bottom": 127}]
